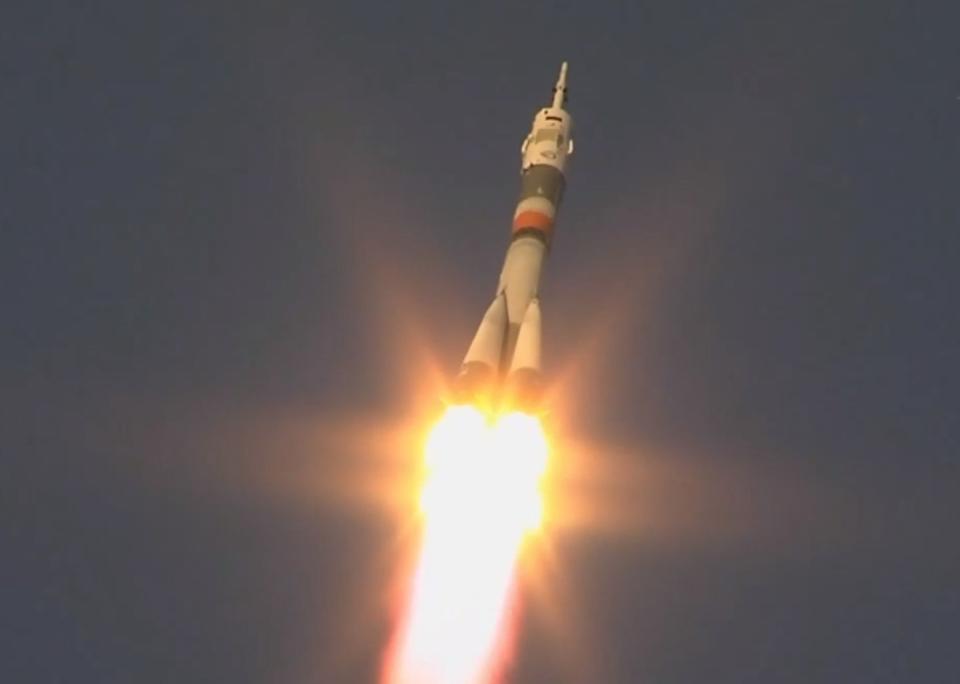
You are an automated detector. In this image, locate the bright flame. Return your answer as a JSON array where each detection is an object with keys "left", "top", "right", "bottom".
[{"left": 385, "top": 406, "right": 549, "bottom": 684}]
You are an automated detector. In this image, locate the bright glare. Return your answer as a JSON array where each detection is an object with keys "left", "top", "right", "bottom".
[{"left": 385, "top": 406, "right": 550, "bottom": 684}]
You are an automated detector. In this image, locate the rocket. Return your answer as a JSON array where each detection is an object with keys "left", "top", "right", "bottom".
[{"left": 451, "top": 62, "right": 574, "bottom": 413}]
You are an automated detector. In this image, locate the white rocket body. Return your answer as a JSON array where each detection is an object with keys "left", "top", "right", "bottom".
[{"left": 453, "top": 63, "right": 573, "bottom": 411}]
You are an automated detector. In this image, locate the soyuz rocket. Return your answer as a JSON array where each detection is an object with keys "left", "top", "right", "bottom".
[{"left": 451, "top": 63, "right": 574, "bottom": 413}]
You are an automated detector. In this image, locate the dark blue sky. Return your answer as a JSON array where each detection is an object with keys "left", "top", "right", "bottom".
[{"left": 4, "top": 2, "right": 958, "bottom": 682}]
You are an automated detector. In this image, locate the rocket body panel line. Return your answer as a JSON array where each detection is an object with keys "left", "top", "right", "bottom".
[
  {"left": 496, "top": 234, "right": 546, "bottom": 373},
  {"left": 461, "top": 294, "right": 508, "bottom": 369}
]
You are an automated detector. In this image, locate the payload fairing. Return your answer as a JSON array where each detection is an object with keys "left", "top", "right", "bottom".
[{"left": 452, "top": 63, "right": 574, "bottom": 412}]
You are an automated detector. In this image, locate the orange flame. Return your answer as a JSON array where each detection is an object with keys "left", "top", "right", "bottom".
[{"left": 383, "top": 406, "right": 548, "bottom": 684}]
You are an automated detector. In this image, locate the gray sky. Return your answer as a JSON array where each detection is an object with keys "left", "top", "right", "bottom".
[{"left": 4, "top": 2, "right": 958, "bottom": 682}]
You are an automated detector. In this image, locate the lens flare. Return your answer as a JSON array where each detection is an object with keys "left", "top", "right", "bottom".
[{"left": 385, "top": 406, "right": 549, "bottom": 684}]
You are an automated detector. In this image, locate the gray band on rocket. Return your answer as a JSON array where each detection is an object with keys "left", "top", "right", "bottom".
[
  {"left": 512, "top": 164, "right": 567, "bottom": 241},
  {"left": 519, "top": 165, "right": 566, "bottom": 205}
]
